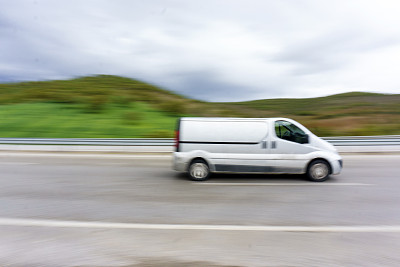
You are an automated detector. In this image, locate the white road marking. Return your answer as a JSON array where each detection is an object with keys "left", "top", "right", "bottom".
[
  {"left": 0, "top": 162, "right": 38, "bottom": 165},
  {"left": 0, "top": 218, "right": 398, "bottom": 232},
  {"left": 194, "top": 182, "right": 374, "bottom": 186},
  {"left": 0, "top": 152, "right": 171, "bottom": 159}
]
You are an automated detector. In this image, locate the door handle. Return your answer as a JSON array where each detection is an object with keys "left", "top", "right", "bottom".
[
  {"left": 261, "top": 141, "right": 268, "bottom": 149},
  {"left": 271, "top": 141, "right": 277, "bottom": 149}
]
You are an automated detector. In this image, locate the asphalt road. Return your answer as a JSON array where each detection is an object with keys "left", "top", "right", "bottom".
[{"left": 0, "top": 152, "right": 399, "bottom": 267}]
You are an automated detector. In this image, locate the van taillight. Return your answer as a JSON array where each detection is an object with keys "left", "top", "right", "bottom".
[{"left": 175, "top": 130, "right": 180, "bottom": 152}]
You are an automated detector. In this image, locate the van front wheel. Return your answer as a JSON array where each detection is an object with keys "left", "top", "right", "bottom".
[
  {"left": 307, "top": 160, "right": 330, "bottom": 182},
  {"left": 188, "top": 159, "right": 210, "bottom": 181}
]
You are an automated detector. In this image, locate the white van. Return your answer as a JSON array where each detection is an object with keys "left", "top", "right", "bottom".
[{"left": 173, "top": 117, "right": 342, "bottom": 182}]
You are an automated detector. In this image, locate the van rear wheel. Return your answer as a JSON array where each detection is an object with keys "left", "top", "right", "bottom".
[
  {"left": 307, "top": 160, "right": 330, "bottom": 182},
  {"left": 188, "top": 159, "right": 210, "bottom": 181}
]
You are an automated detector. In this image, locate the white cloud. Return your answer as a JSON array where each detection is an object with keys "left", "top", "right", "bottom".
[{"left": 1, "top": 0, "right": 400, "bottom": 101}]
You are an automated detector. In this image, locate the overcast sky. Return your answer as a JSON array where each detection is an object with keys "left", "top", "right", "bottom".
[{"left": 1, "top": 0, "right": 400, "bottom": 101}]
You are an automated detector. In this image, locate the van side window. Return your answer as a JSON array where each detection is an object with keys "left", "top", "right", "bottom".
[{"left": 275, "top": 120, "right": 308, "bottom": 144}]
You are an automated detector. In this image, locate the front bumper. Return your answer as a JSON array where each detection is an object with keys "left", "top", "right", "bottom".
[{"left": 331, "top": 159, "right": 343, "bottom": 175}]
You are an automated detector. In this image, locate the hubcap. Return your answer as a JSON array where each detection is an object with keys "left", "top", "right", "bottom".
[
  {"left": 311, "top": 163, "right": 329, "bottom": 180},
  {"left": 190, "top": 163, "right": 208, "bottom": 179}
]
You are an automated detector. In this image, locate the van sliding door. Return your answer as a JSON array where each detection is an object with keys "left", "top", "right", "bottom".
[{"left": 210, "top": 120, "right": 271, "bottom": 173}]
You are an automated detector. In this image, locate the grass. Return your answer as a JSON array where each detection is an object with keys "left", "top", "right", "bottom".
[
  {"left": 0, "top": 102, "right": 176, "bottom": 138},
  {"left": 0, "top": 75, "right": 399, "bottom": 137}
]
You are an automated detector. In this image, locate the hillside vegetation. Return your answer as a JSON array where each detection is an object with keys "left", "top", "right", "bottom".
[{"left": 0, "top": 75, "right": 399, "bottom": 137}]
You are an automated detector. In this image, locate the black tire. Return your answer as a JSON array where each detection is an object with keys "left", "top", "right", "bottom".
[
  {"left": 307, "top": 160, "right": 330, "bottom": 182},
  {"left": 188, "top": 159, "right": 210, "bottom": 181}
]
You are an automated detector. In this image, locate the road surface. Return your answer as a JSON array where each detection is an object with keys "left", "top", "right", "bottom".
[{"left": 0, "top": 153, "right": 399, "bottom": 267}]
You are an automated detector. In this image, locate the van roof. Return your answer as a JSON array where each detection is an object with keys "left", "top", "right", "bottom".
[{"left": 180, "top": 117, "right": 291, "bottom": 121}]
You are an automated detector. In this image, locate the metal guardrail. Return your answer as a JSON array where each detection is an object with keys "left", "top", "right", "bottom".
[
  {"left": 322, "top": 135, "right": 400, "bottom": 146},
  {"left": 0, "top": 136, "right": 399, "bottom": 146}
]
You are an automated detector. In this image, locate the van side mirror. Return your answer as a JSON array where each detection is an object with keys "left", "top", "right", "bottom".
[
  {"left": 293, "top": 132, "right": 309, "bottom": 144},
  {"left": 301, "top": 134, "right": 309, "bottom": 144},
  {"left": 293, "top": 133, "right": 309, "bottom": 144}
]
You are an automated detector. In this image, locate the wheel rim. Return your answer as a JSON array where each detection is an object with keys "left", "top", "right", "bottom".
[
  {"left": 310, "top": 163, "right": 329, "bottom": 180},
  {"left": 190, "top": 163, "right": 208, "bottom": 179}
]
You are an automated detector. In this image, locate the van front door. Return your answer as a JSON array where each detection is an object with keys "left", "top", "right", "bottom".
[{"left": 268, "top": 120, "right": 315, "bottom": 173}]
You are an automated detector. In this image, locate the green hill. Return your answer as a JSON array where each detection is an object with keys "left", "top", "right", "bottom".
[
  {"left": 234, "top": 92, "right": 400, "bottom": 136},
  {"left": 0, "top": 75, "right": 399, "bottom": 137}
]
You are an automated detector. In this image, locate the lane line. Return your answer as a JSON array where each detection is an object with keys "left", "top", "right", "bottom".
[
  {"left": 0, "top": 152, "right": 172, "bottom": 159},
  {"left": 0, "top": 218, "right": 398, "bottom": 232},
  {"left": 0, "top": 162, "right": 38, "bottom": 165},
  {"left": 194, "top": 183, "right": 374, "bottom": 186}
]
